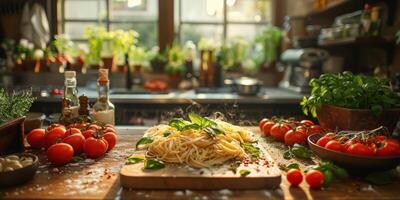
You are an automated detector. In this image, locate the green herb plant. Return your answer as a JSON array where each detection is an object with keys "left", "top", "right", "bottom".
[
  {"left": 0, "top": 89, "right": 35, "bottom": 124},
  {"left": 168, "top": 113, "right": 225, "bottom": 138},
  {"left": 301, "top": 71, "right": 400, "bottom": 117}
]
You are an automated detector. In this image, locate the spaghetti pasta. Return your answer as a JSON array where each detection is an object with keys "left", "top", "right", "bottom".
[{"left": 137, "top": 118, "right": 258, "bottom": 168}]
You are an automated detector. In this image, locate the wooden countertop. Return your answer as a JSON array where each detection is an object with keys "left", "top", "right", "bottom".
[{"left": 0, "top": 127, "right": 399, "bottom": 200}]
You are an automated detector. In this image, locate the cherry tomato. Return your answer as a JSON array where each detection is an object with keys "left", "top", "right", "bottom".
[
  {"left": 82, "top": 129, "right": 95, "bottom": 139},
  {"left": 286, "top": 169, "right": 303, "bottom": 187},
  {"left": 305, "top": 170, "right": 325, "bottom": 189},
  {"left": 26, "top": 129, "right": 46, "bottom": 149},
  {"left": 325, "top": 140, "right": 344, "bottom": 152},
  {"left": 83, "top": 137, "right": 108, "bottom": 158},
  {"left": 347, "top": 143, "right": 374, "bottom": 156},
  {"left": 316, "top": 136, "right": 331, "bottom": 147},
  {"left": 103, "top": 132, "right": 117, "bottom": 151},
  {"left": 309, "top": 125, "right": 324, "bottom": 135},
  {"left": 65, "top": 128, "right": 82, "bottom": 136},
  {"left": 88, "top": 124, "right": 101, "bottom": 131},
  {"left": 63, "top": 133, "right": 85, "bottom": 155},
  {"left": 259, "top": 118, "right": 269, "bottom": 131},
  {"left": 47, "top": 143, "right": 74, "bottom": 166},
  {"left": 325, "top": 132, "right": 336, "bottom": 138},
  {"left": 295, "top": 125, "right": 308, "bottom": 135},
  {"left": 71, "top": 123, "right": 88, "bottom": 130},
  {"left": 103, "top": 127, "right": 116, "bottom": 133},
  {"left": 376, "top": 139, "right": 399, "bottom": 156},
  {"left": 284, "top": 129, "right": 306, "bottom": 146},
  {"left": 262, "top": 121, "right": 275, "bottom": 136},
  {"left": 270, "top": 123, "right": 291, "bottom": 141},
  {"left": 45, "top": 127, "right": 66, "bottom": 148},
  {"left": 300, "top": 120, "right": 314, "bottom": 126},
  {"left": 374, "top": 135, "right": 387, "bottom": 143}
]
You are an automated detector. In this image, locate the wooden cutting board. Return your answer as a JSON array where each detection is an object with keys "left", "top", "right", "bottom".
[{"left": 120, "top": 131, "right": 281, "bottom": 190}]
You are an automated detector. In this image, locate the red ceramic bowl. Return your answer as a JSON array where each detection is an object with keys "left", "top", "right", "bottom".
[{"left": 308, "top": 133, "right": 400, "bottom": 171}]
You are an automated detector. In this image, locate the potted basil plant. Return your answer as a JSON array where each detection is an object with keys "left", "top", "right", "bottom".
[
  {"left": 165, "top": 43, "right": 185, "bottom": 88},
  {"left": 0, "top": 89, "right": 35, "bottom": 154},
  {"left": 301, "top": 72, "right": 400, "bottom": 132}
]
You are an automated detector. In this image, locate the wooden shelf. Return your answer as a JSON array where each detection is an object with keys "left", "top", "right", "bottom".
[
  {"left": 318, "top": 36, "right": 394, "bottom": 47},
  {"left": 308, "top": 0, "right": 352, "bottom": 17}
]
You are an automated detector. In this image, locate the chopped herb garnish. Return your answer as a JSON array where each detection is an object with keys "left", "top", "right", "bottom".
[
  {"left": 163, "top": 131, "right": 172, "bottom": 137},
  {"left": 239, "top": 169, "right": 251, "bottom": 177},
  {"left": 126, "top": 155, "right": 145, "bottom": 165},
  {"left": 279, "top": 163, "right": 300, "bottom": 171},
  {"left": 136, "top": 137, "right": 153, "bottom": 149},
  {"left": 241, "top": 142, "right": 260, "bottom": 161},
  {"left": 71, "top": 156, "right": 84, "bottom": 163},
  {"left": 144, "top": 159, "right": 165, "bottom": 170},
  {"left": 168, "top": 113, "right": 225, "bottom": 138}
]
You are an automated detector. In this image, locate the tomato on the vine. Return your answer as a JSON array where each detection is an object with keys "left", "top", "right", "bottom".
[
  {"left": 316, "top": 136, "right": 331, "bottom": 147},
  {"left": 47, "top": 143, "right": 74, "bottom": 166},
  {"left": 83, "top": 137, "right": 108, "bottom": 158},
  {"left": 262, "top": 121, "right": 275, "bottom": 136},
  {"left": 284, "top": 129, "right": 306, "bottom": 146},
  {"left": 82, "top": 129, "right": 95, "bottom": 139},
  {"left": 259, "top": 118, "right": 269, "bottom": 131},
  {"left": 286, "top": 169, "right": 303, "bottom": 187},
  {"left": 270, "top": 123, "right": 291, "bottom": 142},
  {"left": 65, "top": 128, "right": 82, "bottom": 135},
  {"left": 376, "top": 139, "right": 399, "bottom": 156},
  {"left": 103, "top": 132, "right": 117, "bottom": 151},
  {"left": 45, "top": 127, "right": 66, "bottom": 148},
  {"left": 305, "top": 170, "right": 325, "bottom": 189},
  {"left": 325, "top": 140, "right": 344, "bottom": 152},
  {"left": 347, "top": 143, "right": 374, "bottom": 156},
  {"left": 300, "top": 120, "right": 314, "bottom": 126},
  {"left": 309, "top": 125, "right": 324, "bottom": 135},
  {"left": 63, "top": 133, "right": 85, "bottom": 155}
]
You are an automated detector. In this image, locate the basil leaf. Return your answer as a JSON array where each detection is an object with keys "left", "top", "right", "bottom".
[
  {"left": 285, "top": 163, "right": 300, "bottom": 171},
  {"left": 331, "top": 165, "right": 348, "bottom": 180},
  {"left": 241, "top": 142, "right": 260, "bottom": 161},
  {"left": 188, "top": 113, "right": 203, "bottom": 125},
  {"left": 71, "top": 156, "right": 84, "bottom": 163},
  {"left": 365, "top": 172, "right": 392, "bottom": 185},
  {"left": 239, "top": 169, "right": 251, "bottom": 177},
  {"left": 322, "top": 169, "right": 333, "bottom": 187},
  {"left": 291, "top": 144, "right": 311, "bottom": 159},
  {"left": 127, "top": 155, "right": 145, "bottom": 164},
  {"left": 182, "top": 123, "right": 201, "bottom": 131},
  {"left": 136, "top": 137, "right": 153, "bottom": 149},
  {"left": 169, "top": 118, "right": 190, "bottom": 131},
  {"left": 163, "top": 131, "right": 172, "bottom": 137},
  {"left": 283, "top": 149, "right": 293, "bottom": 160},
  {"left": 144, "top": 159, "right": 165, "bottom": 170}
]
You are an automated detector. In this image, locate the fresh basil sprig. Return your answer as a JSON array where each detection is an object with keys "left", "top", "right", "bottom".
[
  {"left": 144, "top": 159, "right": 165, "bottom": 170},
  {"left": 301, "top": 72, "right": 400, "bottom": 117},
  {"left": 239, "top": 169, "right": 251, "bottom": 177},
  {"left": 168, "top": 113, "right": 225, "bottom": 138},
  {"left": 283, "top": 144, "right": 311, "bottom": 160},
  {"left": 241, "top": 142, "right": 261, "bottom": 161},
  {"left": 136, "top": 137, "right": 153, "bottom": 149},
  {"left": 126, "top": 155, "right": 145, "bottom": 164}
]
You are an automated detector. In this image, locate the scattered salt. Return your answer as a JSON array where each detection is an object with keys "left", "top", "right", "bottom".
[
  {"left": 361, "top": 185, "right": 375, "bottom": 192},
  {"left": 185, "top": 190, "right": 193, "bottom": 196},
  {"left": 201, "top": 196, "right": 209, "bottom": 200},
  {"left": 174, "top": 191, "right": 184, "bottom": 196},
  {"left": 52, "top": 168, "right": 59, "bottom": 172}
]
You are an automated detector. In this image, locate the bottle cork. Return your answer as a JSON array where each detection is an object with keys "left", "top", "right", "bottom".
[
  {"left": 65, "top": 71, "right": 76, "bottom": 79},
  {"left": 98, "top": 69, "right": 109, "bottom": 85}
]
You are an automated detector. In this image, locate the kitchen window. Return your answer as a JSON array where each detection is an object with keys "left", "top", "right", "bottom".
[
  {"left": 175, "top": 0, "right": 272, "bottom": 44},
  {"left": 61, "top": 0, "right": 158, "bottom": 48}
]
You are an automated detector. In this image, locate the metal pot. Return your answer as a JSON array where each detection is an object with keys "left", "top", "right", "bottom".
[{"left": 235, "top": 77, "right": 261, "bottom": 96}]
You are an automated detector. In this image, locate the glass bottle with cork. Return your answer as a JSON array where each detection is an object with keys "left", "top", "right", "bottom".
[
  {"left": 91, "top": 69, "right": 115, "bottom": 125},
  {"left": 63, "top": 71, "right": 79, "bottom": 118}
]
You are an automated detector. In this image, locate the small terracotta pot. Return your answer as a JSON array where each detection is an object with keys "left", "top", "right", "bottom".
[
  {"left": 101, "top": 56, "right": 116, "bottom": 72},
  {"left": 316, "top": 104, "right": 400, "bottom": 132},
  {"left": 168, "top": 73, "right": 181, "bottom": 88},
  {"left": 0, "top": 117, "right": 26, "bottom": 155}
]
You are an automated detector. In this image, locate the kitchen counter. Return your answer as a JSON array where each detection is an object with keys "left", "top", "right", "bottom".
[
  {"left": 34, "top": 87, "right": 304, "bottom": 104},
  {"left": 1, "top": 127, "right": 399, "bottom": 200}
]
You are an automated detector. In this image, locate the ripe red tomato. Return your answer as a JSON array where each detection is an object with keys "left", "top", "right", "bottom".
[
  {"left": 325, "top": 132, "right": 336, "bottom": 138},
  {"left": 316, "top": 136, "right": 331, "bottom": 147},
  {"left": 65, "top": 128, "right": 82, "bottom": 136},
  {"left": 71, "top": 123, "right": 88, "bottom": 130},
  {"left": 45, "top": 127, "right": 66, "bottom": 148},
  {"left": 300, "top": 120, "right": 314, "bottom": 126},
  {"left": 270, "top": 123, "right": 291, "bottom": 141},
  {"left": 376, "top": 139, "right": 399, "bottom": 156},
  {"left": 82, "top": 129, "right": 95, "bottom": 139},
  {"left": 325, "top": 140, "right": 344, "bottom": 152},
  {"left": 103, "top": 132, "right": 117, "bottom": 151},
  {"left": 347, "top": 143, "right": 374, "bottom": 156},
  {"left": 103, "top": 127, "right": 116, "bottom": 133},
  {"left": 88, "top": 124, "right": 101, "bottom": 131},
  {"left": 26, "top": 129, "right": 46, "bottom": 149},
  {"left": 259, "top": 118, "right": 269, "bottom": 131},
  {"left": 374, "top": 135, "right": 386, "bottom": 143},
  {"left": 262, "top": 121, "right": 275, "bottom": 136},
  {"left": 63, "top": 133, "right": 85, "bottom": 155},
  {"left": 305, "top": 170, "right": 325, "bottom": 189},
  {"left": 83, "top": 137, "right": 108, "bottom": 158},
  {"left": 47, "top": 143, "right": 74, "bottom": 166},
  {"left": 286, "top": 169, "right": 303, "bottom": 187},
  {"left": 309, "top": 125, "right": 324, "bottom": 135},
  {"left": 284, "top": 130, "right": 306, "bottom": 146}
]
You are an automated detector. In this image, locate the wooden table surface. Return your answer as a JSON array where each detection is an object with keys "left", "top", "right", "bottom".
[{"left": 0, "top": 127, "right": 399, "bottom": 200}]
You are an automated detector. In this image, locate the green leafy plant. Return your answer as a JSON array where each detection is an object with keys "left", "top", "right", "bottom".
[
  {"left": 168, "top": 113, "right": 225, "bottom": 138},
  {"left": 301, "top": 72, "right": 400, "bottom": 117},
  {"left": 0, "top": 89, "right": 36, "bottom": 124},
  {"left": 128, "top": 45, "right": 150, "bottom": 67},
  {"left": 254, "top": 26, "right": 282, "bottom": 63},
  {"left": 164, "top": 42, "right": 185, "bottom": 74},
  {"left": 283, "top": 143, "right": 311, "bottom": 160}
]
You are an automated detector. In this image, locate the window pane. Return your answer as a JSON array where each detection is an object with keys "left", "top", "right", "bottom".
[
  {"left": 227, "top": 0, "right": 271, "bottom": 22},
  {"left": 65, "top": 22, "right": 106, "bottom": 39},
  {"left": 227, "top": 24, "right": 265, "bottom": 41},
  {"left": 65, "top": 0, "right": 107, "bottom": 20},
  {"left": 111, "top": 23, "right": 157, "bottom": 48},
  {"left": 110, "top": 0, "right": 158, "bottom": 21},
  {"left": 180, "top": 0, "right": 224, "bottom": 22},
  {"left": 180, "top": 24, "right": 223, "bottom": 44}
]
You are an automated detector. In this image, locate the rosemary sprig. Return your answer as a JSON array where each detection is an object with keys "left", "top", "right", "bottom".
[{"left": 0, "top": 89, "right": 35, "bottom": 124}]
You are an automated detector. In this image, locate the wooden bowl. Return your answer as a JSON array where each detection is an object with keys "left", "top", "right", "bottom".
[
  {"left": 308, "top": 133, "right": 400, "bottom": 171},
  {"left": 0, "top": 117, "right": 26, "bottom": 155},
  {"left": 0, "top": 153, "right": 39, "bottom": 187},
  {"left": 316, "top": 104, "right": 400, "bottom": 133}
]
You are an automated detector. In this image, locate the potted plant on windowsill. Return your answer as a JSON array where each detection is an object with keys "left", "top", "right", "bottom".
[
  {"left": 165, "top": 43, "right": 185, "bottom": 88},
  {"left": 301, "top": 72, "right": 400, "bottom": 132},
  {"left": 0, "top": 89, "right": 35, "bottom": 154}
]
